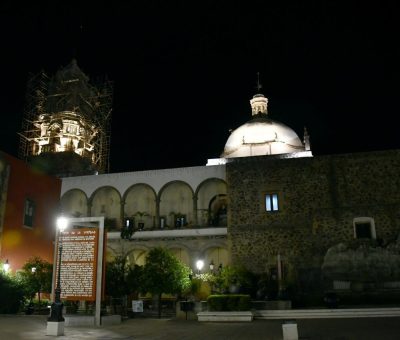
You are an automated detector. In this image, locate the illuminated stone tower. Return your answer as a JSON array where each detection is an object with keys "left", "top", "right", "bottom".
[{"left": 19, "top": 60, "right": 113, "bottom": 176}]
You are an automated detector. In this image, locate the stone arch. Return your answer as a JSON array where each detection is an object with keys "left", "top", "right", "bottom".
[
  {"left": 167, "top": 245, "right": 191, "bottom": 267},
  {"left": 125, "top": 245, "right": 150, "bottom": 266},
  {"left": 123, "top": 183, "right": 157, "bottom": 230},
  {"left": 202, "top": 244, "right": 230, "bottom": 270},
  {"left": 90, "top": 186, "right": 122, "bottom": 229},
  {"left": 209, "top": 194, "right": 228, "bottom": 226},
  {"left": 60, "top": 189, "right": 88, "bottom": 217},
  {"left": 158, "top": 180, "right": 194, "bottom": 228},
  {"left": 105, "top": 245, "right": 118, "bottom": 262},
  {"left": 196, "top": 178, "right": 227, "bottom": 226}
]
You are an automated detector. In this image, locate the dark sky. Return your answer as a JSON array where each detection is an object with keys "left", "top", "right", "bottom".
[{"left": 0, "top": 2, "right": 399, "bottom": 173}]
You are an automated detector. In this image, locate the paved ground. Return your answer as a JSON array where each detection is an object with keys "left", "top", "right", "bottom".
[{"left": 1, "top": 314, "right": 400, "bottom": 340}]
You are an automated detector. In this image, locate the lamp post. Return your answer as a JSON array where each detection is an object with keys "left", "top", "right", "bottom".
[
  {"left": 209, "top": 260, "right": 214, "bottom": 273},
  {"left": 209, "top": 260, "right": 215, "bottom": 293},
  {"left": 48, "top": 217, "right": 68, "bottom": 323}
]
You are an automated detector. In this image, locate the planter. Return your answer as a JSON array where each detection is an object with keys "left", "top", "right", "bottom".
[{"left": 197, "top": 311, "right": 253, "bottom": 322}]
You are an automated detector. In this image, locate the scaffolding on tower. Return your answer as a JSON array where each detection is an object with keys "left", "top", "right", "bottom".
[{"left": 18, "top": 60, "right": 113, "bottom": 175}]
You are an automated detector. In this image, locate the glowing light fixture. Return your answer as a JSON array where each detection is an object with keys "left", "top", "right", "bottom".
[
  {"left": 56, "top": 216, "right": 68, "bottom": 232},
  {"left": 3, "top": 259, "right": 10, "bottom": 272},
  {"left": 209, "top": 260, "right": 214, "bottom": 271},
  {"left": 196, "top": 259, "right": 204, "bottom": 274}
]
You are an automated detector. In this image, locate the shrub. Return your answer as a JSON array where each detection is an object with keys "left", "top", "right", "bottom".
[
  {"left": 207, "top": 294, "right": 251, "bottom": 311},
  {"left": 208, "top": 295, "right": 226, "bottom": 311},
  {"left": 238, "top": 295, "right": 251, "bottom": 310},
  {"left": 226, "top": 295, "right": 239, "bottom": 310},
  {"left": 0, "top": 272, "right": 25, "bottom": 313}
]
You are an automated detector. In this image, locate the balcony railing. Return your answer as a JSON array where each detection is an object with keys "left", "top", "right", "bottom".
[{"left": 108, "top": 226, "right": 227, "bottom": 240}]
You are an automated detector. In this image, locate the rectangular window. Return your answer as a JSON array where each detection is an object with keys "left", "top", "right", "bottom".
[
  {"left": 355, "top": 222, "right": 372, "bottom": 239},
  {"left": 24, "top": 199, "right": 35, "bottom": 228},
  {"left": 265, "top": 193, "right": 279, "bottom": 212}
]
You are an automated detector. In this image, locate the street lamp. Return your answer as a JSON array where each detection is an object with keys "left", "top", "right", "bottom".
[
  {"left": 48, "top": 216, "right": 68, "bottom": 322},
  {"left": 209, "top": 260, "right": 214, "bottom": 272},
  {"left": 196, "top": 259, "right": 204, "bottom": 274},
  {"left": 3, "top": 259, "right": 10, "bottom": 272}
]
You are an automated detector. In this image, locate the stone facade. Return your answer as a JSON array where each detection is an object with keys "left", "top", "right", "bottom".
[{"left": 227, "top": 150, "right": 400, "bottom": 289}]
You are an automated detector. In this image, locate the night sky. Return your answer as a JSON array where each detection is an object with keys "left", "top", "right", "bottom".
[{"left": 0, "top": 2, "right": 398, "bottom": 173}]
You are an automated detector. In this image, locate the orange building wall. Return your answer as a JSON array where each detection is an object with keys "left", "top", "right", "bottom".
[{"left": 0, "top": 152, "right": 61, "bottom": 272}]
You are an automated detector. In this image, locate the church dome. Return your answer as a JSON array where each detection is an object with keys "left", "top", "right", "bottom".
[{"left": 221, "top": 93, "right": 308, "bottom": 159}]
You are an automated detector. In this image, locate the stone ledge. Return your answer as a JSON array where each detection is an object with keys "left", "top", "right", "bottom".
[
  {"left": 197, "top": 311, "right": 253, "bottom": 322},
  {"left": 254, "top": 307, "right": 400, "bottom": 319}
]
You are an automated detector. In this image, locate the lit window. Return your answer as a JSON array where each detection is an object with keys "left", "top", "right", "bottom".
[
  {"left": 24, "top": 199, "right": 35, "bottom": 227},
  {"left": 265, "top": 193, "right": 279, "bottom": 212},
  {"left": 353, "top": 217, "right": 376, "bottom": 239}
]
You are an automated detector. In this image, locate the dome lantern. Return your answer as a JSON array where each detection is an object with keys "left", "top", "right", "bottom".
[{"left": 250, "top": 93, "right": 268, "bottom": 116}]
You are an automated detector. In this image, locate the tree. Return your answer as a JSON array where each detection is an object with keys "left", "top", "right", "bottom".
[
  {"left": 19, "top": 256, "right": 52, "bottom": 306},
  {"left": 126, "top": 264, "right": 144, "bottom": 300},
  {"left": 105, "top": 256, "right": 144, "bottom": 297},
  {"left": 0, "top": 270, "right": 25, "bottom": 313},
  {"left": 216, "top": 265, "right": 257, "bottom": 296},
  {"left": 141, "top": 247, "right": 191, "bottom": 318},
  {"left": 105, "top": 256, "right": 144, "bottom": 314}
]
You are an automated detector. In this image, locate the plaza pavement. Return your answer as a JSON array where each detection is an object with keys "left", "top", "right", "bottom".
[{"left": 1, "top": 314, "right": 400, "bottom": 340}]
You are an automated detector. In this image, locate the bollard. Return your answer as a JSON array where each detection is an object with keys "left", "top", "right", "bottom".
[{"left": 282, "top": 319, "right": 298, "bottom": 340}]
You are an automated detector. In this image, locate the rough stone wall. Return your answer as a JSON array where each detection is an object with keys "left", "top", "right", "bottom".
[{"left": 227, "top": 150, "right": 400, "bottom": 280}]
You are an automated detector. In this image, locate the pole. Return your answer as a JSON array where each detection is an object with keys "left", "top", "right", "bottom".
[
  {"left": 55, "top": 240, "right": 63, "bottom": 303},
  {"left": 277, "top": 253, "right": 283, "bottom": 298},
  {"left": 48, "top": 230, "right": 64, "bottom": 322}
]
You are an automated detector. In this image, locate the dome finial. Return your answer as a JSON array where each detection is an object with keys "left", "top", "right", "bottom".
[
  {"left": 250, "top": 73, "right": 268, "bottom": 116},
  {"left": 256, "top": 72, "right": 263, "bottom": 93}
]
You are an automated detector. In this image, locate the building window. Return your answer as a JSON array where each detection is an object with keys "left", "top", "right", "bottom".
[
  {"left": 353, "top": 217, "right": 376, "bottom": 239},
  {"left": 265, "top": 193, "right": 279, "bottom": 212},
  {"left": 24, "top": 199, "right": 35, "bottom": 228}
]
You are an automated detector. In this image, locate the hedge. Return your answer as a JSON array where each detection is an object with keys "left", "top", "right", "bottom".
[{"left": 207, "top": 294, "right": 251, "bottom": 311}]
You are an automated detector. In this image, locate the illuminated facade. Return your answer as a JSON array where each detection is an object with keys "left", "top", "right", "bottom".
[
  {"left": 19, "top": 59, "right": 113, "bottom": 175},
  {"left": 9, "top": 72, "right": 399, "bottom": 298},
  {"left": 59, "top": 88, "right": 400, "bottom": 297}
]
